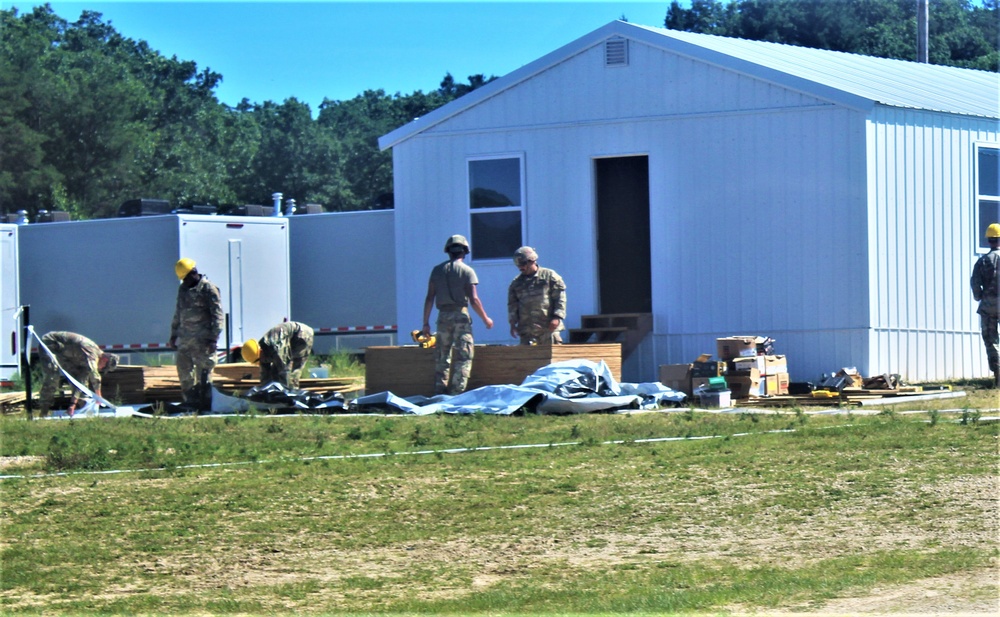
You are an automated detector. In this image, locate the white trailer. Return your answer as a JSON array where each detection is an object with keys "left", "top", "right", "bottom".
[
  {"left": 0, "top": 224, "right": 20, "bottom": 379},
  {"left": 19, "top": 214, "right": 291, "bottom": 363},
  {"left": 288, "top": 210, "right": 397, "bottom": 354}
]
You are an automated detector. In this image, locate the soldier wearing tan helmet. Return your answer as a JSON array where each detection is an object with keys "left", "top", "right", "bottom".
[
  {"left": 170, "top": 257, "right": 224, "bottom": 409},
  {"left": 971, "top": 223, "right": 1000, "bottom": 387},
  {"left": 508, "top": 246, "right": 567, "bottom": 345},
  {"left": 421, "top": 234, "right": 494, "bottom": 395}
]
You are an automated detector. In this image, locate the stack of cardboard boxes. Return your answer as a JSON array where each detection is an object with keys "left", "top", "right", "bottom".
[{"left": 659, "top": 335, "right": 790, "bottom": 401}]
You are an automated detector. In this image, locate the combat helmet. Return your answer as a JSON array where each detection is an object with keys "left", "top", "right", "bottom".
[
  {"left": 513, "top": 246, "right": 538, "bottom": 266},
  {"left": 444, "top": 234, "right": 470, "bottom": 255}
]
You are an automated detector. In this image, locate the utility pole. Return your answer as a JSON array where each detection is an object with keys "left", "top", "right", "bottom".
[{"left": 917, "top": 0, "right": 929, "bottom": 63}]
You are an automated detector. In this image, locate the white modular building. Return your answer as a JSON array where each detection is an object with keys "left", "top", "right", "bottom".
[
  {"left": 288, "top": 210, "right": 397, "bottom": 353},
  {"left": 379, "top": 21, "right": 1000, "bottom": 383},
  {"left": 0, "top": 224, "right": 20, "bottom": 379},
  {"left": 19, "top": 214, "right": 291, "bottom": 363}
]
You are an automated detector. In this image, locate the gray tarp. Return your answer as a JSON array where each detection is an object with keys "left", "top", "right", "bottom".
[{"left": 352, "top": 359, "right": 687, "bottom": 415}]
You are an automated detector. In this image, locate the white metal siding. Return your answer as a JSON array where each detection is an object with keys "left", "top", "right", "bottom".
[
  {"left": 868, "top": 107, "right": 1000, "bottom": 381},
  {"left": 428, "top": 41, "right": 829, "bottom": 135}
]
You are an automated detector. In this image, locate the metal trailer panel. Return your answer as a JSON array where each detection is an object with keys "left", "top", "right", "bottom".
[
  {"left": 0, "top": 224, "right": 19, "bottom": 379},
  {"left": 18, "top": 215, "right": 291, "bottom": 363},
  {"left": 288, "top": 210, "right": 397, "bottom": 353},
  {"left": 19, "top": 216, "right": 180, "bottom": 361}
]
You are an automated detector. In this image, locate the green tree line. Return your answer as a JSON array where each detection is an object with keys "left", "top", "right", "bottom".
[
  {"left": 665, "top": 0, "right": 997, "bottom": 69},
  {"left": 1, "top": 1, "right": 996, "bottom": 221},
  {"left": 0, "top": 4, "right": 494, "bottom": 220}
]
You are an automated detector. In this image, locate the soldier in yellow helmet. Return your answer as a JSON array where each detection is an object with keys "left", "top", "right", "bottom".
[
  {"left": 242, "top": 321, "right": 315, "bottom": 389},
  {"left": 971, "top": 223, "right": 1000, "bottom": 388},
  {"left": 170, "top": 258, "right": 224, "bottom": 408}
]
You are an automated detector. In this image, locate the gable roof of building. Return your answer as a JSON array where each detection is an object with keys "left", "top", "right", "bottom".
[{"left": 379, "top": 20, "right": 999, "bottom": 150}]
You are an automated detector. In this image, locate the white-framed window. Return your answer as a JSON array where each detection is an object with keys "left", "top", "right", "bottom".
[
  {"left": 468, "top": 155, "right": 524, "bottom": 260},
  {"left": 977, "top": 143, "right": 999, "bottom": 250}
]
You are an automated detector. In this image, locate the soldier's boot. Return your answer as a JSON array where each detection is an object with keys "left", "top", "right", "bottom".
[{"left": 197, "top": 370, "right": 212, "bottom": 412}]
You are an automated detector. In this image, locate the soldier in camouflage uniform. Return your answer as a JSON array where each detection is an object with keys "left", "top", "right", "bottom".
[
  {"left": 170, "top": 258, "right": 224, "bottom": 408},
  {"left": 241, "top": 321, "right": 315, "bottom": 389},
  {"left": 507, "top": 246, "right": 567, "bottom": 345},
  {"left": 37, "top": 331, "right": 119, "bottom": 417},
  {"left": 421, "top": 235, "right": 494, "bottom": 395},
  {"left": 971, "top": 223, "right": 1000, "bottom": 388}
]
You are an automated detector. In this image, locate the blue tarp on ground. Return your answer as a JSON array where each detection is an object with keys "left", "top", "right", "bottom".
[
  {"left": 352, "top": 359, "right": 687, "bottom": 415},
  {"left": 36, "top": 359, "right": 687, "bottom": 418}
]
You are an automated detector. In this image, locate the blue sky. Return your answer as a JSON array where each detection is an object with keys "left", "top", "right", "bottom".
[{"left": 8, "top": 1, "right": 678, "bottom": 110}]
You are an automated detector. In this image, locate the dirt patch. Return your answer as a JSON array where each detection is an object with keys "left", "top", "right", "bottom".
[{"left": 0, "top": 455, "right": 44, "bottom": 470}]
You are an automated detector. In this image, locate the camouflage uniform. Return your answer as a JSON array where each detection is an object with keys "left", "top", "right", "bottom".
[
  {"left": 971, "top": 247, "right": 1000, "bottom": 379},
  {"left": 508, "top": 267, "right": 567, "bottom": 345},
  {"left": 171, "top": 275, "right": 224, "bottom": 404},
  {"left": 258, "top": 322, "right": 314, "bottom": 389},
  {"left": 429, "top": 259, "right": 478, "bottom": 395},
  {"left": 37, "top": 331, "right": 103, "bottom": 416}
]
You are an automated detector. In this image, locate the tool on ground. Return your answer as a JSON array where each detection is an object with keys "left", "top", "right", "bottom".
[{"left": 410, "top": 330, "right": 436, "bottom": 348}]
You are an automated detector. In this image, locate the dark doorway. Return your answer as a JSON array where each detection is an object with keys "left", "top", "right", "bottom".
[{"left": 595, "top": 156, "right": 651, "bottom": 314}]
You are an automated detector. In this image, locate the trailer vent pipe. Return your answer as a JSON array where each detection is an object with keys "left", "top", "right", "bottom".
[{"left": 271, "top": 192, "right": 283, "bottom": 217}]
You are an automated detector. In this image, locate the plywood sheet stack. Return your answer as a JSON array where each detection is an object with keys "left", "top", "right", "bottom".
[{"left": 365, "top": 343, "right": 622, "bottom": 397}]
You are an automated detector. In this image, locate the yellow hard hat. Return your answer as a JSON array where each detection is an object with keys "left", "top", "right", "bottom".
[
  {"left": 175, "top": 257, "right": 196, "bottom": 280},
  {"left": 241, "top": 339, "right": 260, "bottom": 363},
  {"left": 987, "top": 223, "right": 1000, "bottom": 239}
]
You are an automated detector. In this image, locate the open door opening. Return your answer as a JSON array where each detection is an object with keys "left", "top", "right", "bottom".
[{"left": 595, "top": 156, "right": 651, "bottom": 314}]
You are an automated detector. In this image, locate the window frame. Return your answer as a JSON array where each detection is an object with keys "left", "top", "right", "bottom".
[
  {"left": 466, "top": 153, "right": 525, "bottom": 262},
  {"left": 975, "top": 142, "right": 1000, "bottom": 252}
]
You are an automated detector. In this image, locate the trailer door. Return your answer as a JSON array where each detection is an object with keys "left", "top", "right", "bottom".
[
  {"left": 0, "top": 227, "right": 18, "bottom": 379},
  {"left": 228, "top": 239, "right": 244, "bottom": 349}
]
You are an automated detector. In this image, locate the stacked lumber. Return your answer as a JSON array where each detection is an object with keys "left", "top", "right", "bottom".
[
  {"left": 736, "top": 385, "right": 950, "bottom": 408},
  {"left": 365, "top": 343, "right": 623, "bottom": 397},
  {"left": 105, "top": 364, "right": 364, "bottom": 404},
  {"left": 0, "top": 391, "right": 27, "bottom": 414}
]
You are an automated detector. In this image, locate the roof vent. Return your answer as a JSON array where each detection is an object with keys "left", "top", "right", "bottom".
[{"left": 605, "top": 38, "right": 628, "bottom": 67}]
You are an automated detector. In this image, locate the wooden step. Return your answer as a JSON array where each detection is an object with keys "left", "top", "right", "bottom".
[{"left": 567, "top": 313, "right": 652, "bottom": 360}]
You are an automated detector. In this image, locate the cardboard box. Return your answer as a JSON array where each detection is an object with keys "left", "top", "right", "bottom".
[
  {"left": 699, "top": 390, "right": 731, "bottom": 409},
  {"left": 727, "top": 374, "right": 764, "bottom": 399},
  {"left": 691, "top": 360, "right": 726, "bottom": 377},
  {"left": 731, "top": 356, "right": 765, "bottom": 374},
  {"left": 764, "top": 374, "right": 779, "bottom": 396},
  {"left": 659, "top": 363, "right": 692, "bottom": 395},
  {"left": 776, "top": 372, "right": 790, "bottom": 395},
  {"left": 717, "top": 336, "right": 767, "bottom": 361},
  {"left": 763, "top": 355, "right": 788, "bottom": 376}
]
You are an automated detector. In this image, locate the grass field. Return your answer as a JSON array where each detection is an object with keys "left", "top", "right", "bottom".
[{"left": 1, "top": 383, "right": 997, "bottom": 616}]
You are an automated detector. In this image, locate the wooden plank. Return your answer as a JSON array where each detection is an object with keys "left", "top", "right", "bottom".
[{"left": 365, "top": 343, "right": 622, "bottom": 397}]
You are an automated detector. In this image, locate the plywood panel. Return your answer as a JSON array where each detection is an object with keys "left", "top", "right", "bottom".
[{"left": 365, "top": 343, "right": 622, "bottom": 397}]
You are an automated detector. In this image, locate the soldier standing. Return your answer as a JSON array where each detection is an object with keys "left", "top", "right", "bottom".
[
  {"left": 241, "top": 321, "right": 315, "bottom": 389},
  {"left": 507, "top": 246, "right": 567, "bottom": 345},
  {"left": 971, "top": 223, "right": 1000, "bottom": 388},
  {"left": 170, "top": 258, "right": 224, "bottom": 408},
  {"left": 421, "top": 234, "right": 494, "bottom": 395},
  {"left": 37, "top": 331, "right": 119, "bottom": 417}
]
